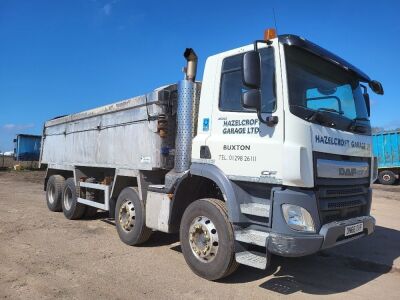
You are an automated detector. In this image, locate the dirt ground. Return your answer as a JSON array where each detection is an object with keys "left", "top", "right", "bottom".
[{"left": 0, "top": 170, "right": 399, "bottom": 299}]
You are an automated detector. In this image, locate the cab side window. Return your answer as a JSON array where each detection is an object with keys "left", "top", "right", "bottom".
[{"left": 219, "top": 47, "right": 276, "bottom": 113}]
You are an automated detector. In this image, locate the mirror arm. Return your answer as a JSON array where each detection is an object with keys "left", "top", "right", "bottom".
[
  {"left": 253, "top": 39, "right": 272, "bottom": 51},
  {"left": 257, "top": 111, "right": 279, "bottom": 127},
  {"left": 360, "top": 84, "right": 367, "bottom": 94}
]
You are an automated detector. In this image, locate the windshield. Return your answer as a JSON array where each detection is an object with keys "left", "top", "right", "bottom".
[{"left": 285, "top": 46, "right": 369, "bottom": 121}]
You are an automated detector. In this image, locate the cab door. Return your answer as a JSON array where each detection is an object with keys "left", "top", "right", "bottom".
[{"left": 205, "top": 41, "right": 284, "bottom": 184}]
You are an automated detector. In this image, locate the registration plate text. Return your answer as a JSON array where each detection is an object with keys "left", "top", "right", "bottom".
[{"left": 345, "top": 223, "right": 363, "bottom": 237}]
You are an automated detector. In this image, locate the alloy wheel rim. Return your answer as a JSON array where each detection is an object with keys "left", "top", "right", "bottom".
[
  {"left": 188, "top": 216, "right": 219, "bottom": 263},
  {"left": 48, "top": 185, "right": 55, "bottom": 204},
  {"left": 64, "top": 187, "right": 73, "bottom": 210},
  {"left": 119, "top": 199, "right": 135, "bottom": 232}
]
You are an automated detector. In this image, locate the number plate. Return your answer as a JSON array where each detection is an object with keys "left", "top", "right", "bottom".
[{"left": 344, "top": 223, "right": 363, "bottom": 237}]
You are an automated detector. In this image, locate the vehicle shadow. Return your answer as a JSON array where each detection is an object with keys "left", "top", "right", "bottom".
[
  {"left": 98, "top": 217, "right": 181, "bottom": 248},
  {"left": 94, "top": 212, "right": 399, "bottom": 295},
  {"left": 222, "top": 225, "right": 400, "bottom": 295},
  {"left": 143, "top": 231, "right": 180, "bottom": 248}
]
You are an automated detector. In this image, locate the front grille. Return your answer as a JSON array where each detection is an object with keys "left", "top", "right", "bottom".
[
  {"left": 325, "top": 187, "right": 365, "bottom": 197},
  {"left": 317, "top": 185, "right": 369, "bottom": 225},
  {"left": 320, "top": 206, "right": 365, "bottom": 224},
  {"left": 327, "top": 199, "right": 362, "bottom": 209},
  {"left": 313, "top": 152, "right": 372, "bottom": 226}
]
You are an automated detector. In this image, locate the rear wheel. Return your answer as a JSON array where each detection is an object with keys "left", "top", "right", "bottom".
[
  {"left": 62, "top": 178, "right": 86, "bottom": 219},
  {"left": 46, "top": 175, "right": 65, "bottom": 212},
  {"left": 115, "top": 187, "right": 152, "bottom": 245},
  {"left": 378, "top": 170, "right": 396, "bottom": 185},
  {"left": 180, "top": 198, "right": 238, "bottom": 280}
]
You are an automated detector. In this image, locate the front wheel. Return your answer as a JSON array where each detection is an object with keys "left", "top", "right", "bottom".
[
  {"left": 115, "top": 187, "right": 152, "bottom": 245},
  {"left": 180, "top": 198, "right": 238, "bottom": 281}
]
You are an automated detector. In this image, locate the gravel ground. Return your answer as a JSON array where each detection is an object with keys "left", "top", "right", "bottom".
[{"left": 0, "top": 170, "right": 399, "bottom": 299}]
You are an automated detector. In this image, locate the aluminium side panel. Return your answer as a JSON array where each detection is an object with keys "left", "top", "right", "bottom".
[{"left": 41, "top": 85, "right": 177, "bottom": 170}]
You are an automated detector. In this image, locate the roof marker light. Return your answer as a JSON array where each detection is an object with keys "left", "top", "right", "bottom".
[{"left": 264, "top": 28, "right": 277, "bottom": 40}]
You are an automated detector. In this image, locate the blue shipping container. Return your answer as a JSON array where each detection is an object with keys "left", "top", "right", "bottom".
[
  {"left": 372, "top": 130, "right": 400, "bottom": 184},
  {"left": 14, "top": 134, "right": 42, "bottom": 161}
]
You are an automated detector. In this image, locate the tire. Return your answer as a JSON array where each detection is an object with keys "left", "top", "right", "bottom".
[
  {"left": 378, "top": 170, "right": 396, "bottom": 185},
  {"left": 180, "top": 198, "right": 239, "bottom": 281},
  {"left": 46, "top": 175, "right": 65, "bottom": 212},
  {"left": 62, "top": 178, "right": 86, "bottom": 220},
  {"left": 115, "top": 187, "right": 152, "bottom": 245}
]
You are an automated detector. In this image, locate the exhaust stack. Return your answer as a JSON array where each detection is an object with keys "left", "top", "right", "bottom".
[
  {"left": 173, "top": 48, "right": 198, "bottom": 173},
  {"left": 183, "top": 48, "right": 198, "bottom": 82}
]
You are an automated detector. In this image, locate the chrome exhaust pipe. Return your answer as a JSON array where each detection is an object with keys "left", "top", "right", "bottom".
[
  {"left": 173, "top": 48, "right": 198, "bottom": 173},
  {"left": 183, "top": 48, "right": 198, "bottom": 82}
]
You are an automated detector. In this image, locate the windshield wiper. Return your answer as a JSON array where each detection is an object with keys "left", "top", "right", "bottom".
[
  {"left": 352, "top": 117, "right": 369, "bottom": 121},
  {"left": 317, "top": 107, "right": 344, "bottom": 115},
  {"left": 307, "top": 108, "right": 336, "bottom": 127}
]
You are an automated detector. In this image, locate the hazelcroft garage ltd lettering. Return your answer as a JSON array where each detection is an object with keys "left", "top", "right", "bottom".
[
  {"left": 222, "top": 119, "right": 259, "bottom": 134},
  {"left": 315, "top": 134, "right": 370, "bottom": 150}
]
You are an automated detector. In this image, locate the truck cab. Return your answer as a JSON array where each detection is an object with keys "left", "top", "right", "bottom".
[{"left": 190, "top": 31, "right": 383, "bottom": 267}]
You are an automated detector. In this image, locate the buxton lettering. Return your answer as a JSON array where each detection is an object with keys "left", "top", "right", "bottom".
[{"left": 223, "top": 145, "right": 251, "bottom": 151}]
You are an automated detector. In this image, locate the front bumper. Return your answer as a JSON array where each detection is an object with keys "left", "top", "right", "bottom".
[{"left": 267, "top": 215, "right": 375, "bottom": 257}]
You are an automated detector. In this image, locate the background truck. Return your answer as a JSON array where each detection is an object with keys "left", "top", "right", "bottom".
[
  {"left": 14, "top": 134, "right": 41, "bottom": 161},
  {"left": 373, "top": 130, "right": 400, "bottom": 185},
  {"left": 40, "top": 29, "right": 384, "bottom": 280}
]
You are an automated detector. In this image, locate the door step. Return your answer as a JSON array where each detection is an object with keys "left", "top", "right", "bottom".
[
  {"left": 148, "top": 184, "right": 165, "bottom": 189},
  {"left": 240, "top": 203, "right": 270, "bottom": 218},
  {"left": 235, "top": 229, "right": 269, "bottom": 247},
  {"left": 235, "top": 251, "right": 268, "bottom": 269},
  {"left": 147, "top": 184, "right": 167, "bottom": 193}
]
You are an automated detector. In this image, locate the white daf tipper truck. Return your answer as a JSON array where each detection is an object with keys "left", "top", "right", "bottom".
[{"left": 40, "top": 29, "right": 384, "bottom": 280}]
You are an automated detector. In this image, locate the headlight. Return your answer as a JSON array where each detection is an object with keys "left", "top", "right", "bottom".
[{"left": 282, "top": 204, "right": 315, "bottom": 232}]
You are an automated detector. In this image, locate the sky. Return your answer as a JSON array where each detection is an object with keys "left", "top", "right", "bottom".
[{"left": 1, "top": 0, "right": 399, "bottom": 151}]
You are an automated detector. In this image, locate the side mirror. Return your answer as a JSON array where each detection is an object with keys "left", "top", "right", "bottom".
[
  {"left": 363, "top": 93, "right": 371, "bottom": 117},
  {"left": 242, "top": 51, "right": 261, "bottom": 89},
  {"left": 242, "top": 89, "right": 261, "bottom": 110},
  {"left": 369, "top": 80, "right": 384, "bottom": 95}
]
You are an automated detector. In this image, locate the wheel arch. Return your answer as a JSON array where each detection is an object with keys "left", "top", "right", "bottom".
[
  {"left": 109, "top": 175, "right": 139, "bottom": 219},
  {"left": 169, "top": 163, "right": 240, "bottom": 231},
  {"left": 111, "top": 175, "right": 138, "bottom": 200}
]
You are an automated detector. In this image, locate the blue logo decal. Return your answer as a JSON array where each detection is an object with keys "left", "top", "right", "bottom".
[{"left": 203, "top": 118, "right": 209, "bottom": 131}]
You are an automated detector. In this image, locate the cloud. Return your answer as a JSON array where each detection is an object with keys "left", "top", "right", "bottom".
[
  {"left": 2, "top": 123, "right": 35, "bottom": 131},
  {"left": 384, "top": 119, "right": 400, "bottom": 129},
  {"left": 102, "top": 0, "right": 118, "bottom": 16},
  {"left": 372, "top": 119, "right": 400, "bottom": 130},
  {"left": 102, "top": 3, "right": 112, "bottom": 15}
]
